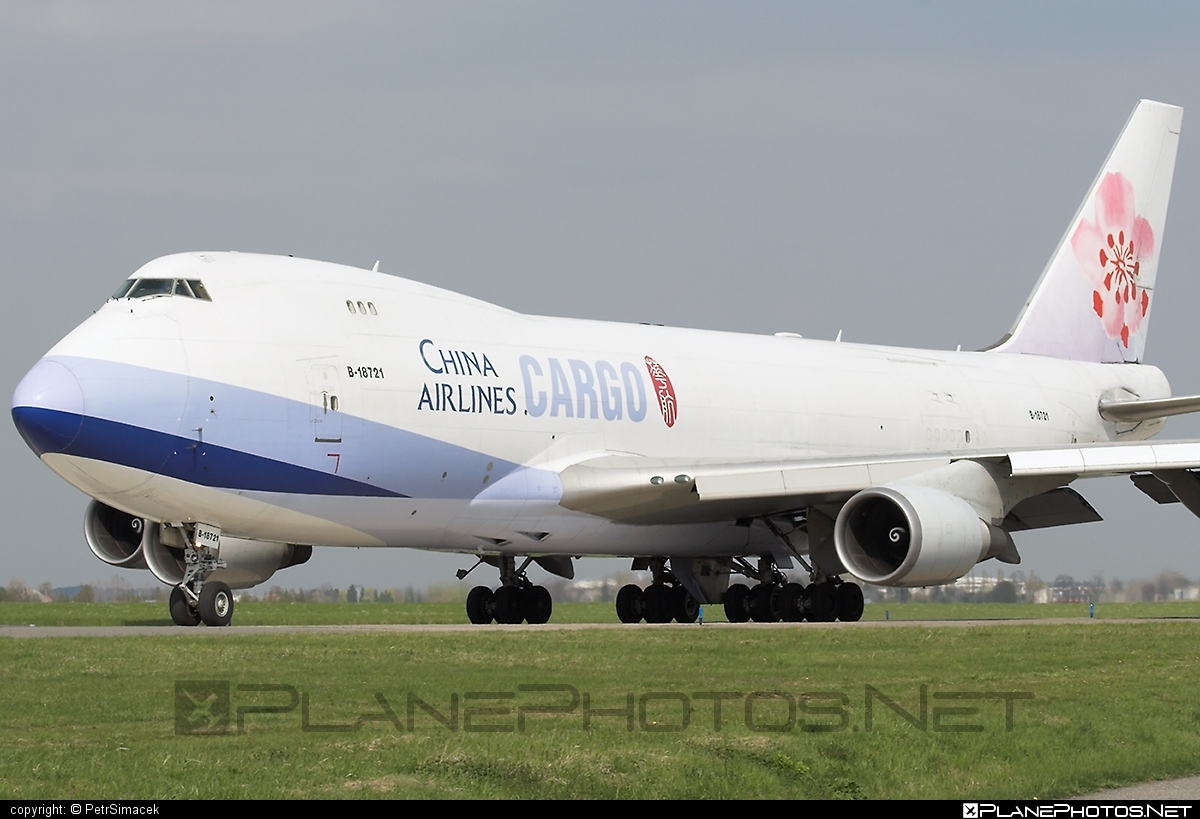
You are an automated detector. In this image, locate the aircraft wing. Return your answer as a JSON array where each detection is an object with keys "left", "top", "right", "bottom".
[{"left": 558, "top": 440, "right": 1200, "bottom": 525}]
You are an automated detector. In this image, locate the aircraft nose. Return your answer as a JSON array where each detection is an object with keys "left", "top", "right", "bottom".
[{"left": 11, "top": 358, "right": 85, "bottom": 456}]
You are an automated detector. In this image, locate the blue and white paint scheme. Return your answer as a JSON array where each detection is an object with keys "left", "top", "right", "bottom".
[{"left": 13, "top": 99, "right": 1200, "bottom": 626}]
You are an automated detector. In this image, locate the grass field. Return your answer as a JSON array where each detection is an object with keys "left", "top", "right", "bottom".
[
  {"left": 2, "top": 602, "right": 1200, "bottom": 798},
  {"left": 2, "top": 599, "right": 1199, "bottom": 626}
]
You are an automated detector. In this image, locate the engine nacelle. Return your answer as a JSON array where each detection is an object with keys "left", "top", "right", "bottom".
[
  {"left": 84, "top": 500, "right": 312, "bottom": 589},
  {"left": 834, "top": 485, "right": 1011, "bottom": 587},
  {"left": 146, "top": 525, "right": 312, "bottom": 589},
  {"left": 84, "top": 500, "right": 149, "bottom": 569}
]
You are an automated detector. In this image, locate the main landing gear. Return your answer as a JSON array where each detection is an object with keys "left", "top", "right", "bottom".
[
  {"left": 717, "top": 514, "right": 866, "bottom": 624},
  {"left": 462, "top": 555, "right": 554, "bottom": 625},
  {"left": 615, "top": 558, "right": 700, "bottom": 623},
  {"left": 169, "top": 525, "right": 234, "bottom": 627},
  {"left": 723, "top": 575, "right": 864, "bottom": 623}
]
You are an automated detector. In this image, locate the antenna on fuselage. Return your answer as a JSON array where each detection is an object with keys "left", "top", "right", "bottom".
[{"left": 371, "top": 261, "right": 380, "bottom": 273}]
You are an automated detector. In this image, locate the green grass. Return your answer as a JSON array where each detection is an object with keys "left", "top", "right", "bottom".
[
  {"left": 859, "top": 600, "right": 1200, "bottom": 621},
  {"left": 2, "top": 599, "right": 1199, "bottom": 627},
  {"left": 0, "top": 600, "right": 619, "bottom": 626},
  {"left": 3, "top": 620, "right": 1200, "bottom": 798}
]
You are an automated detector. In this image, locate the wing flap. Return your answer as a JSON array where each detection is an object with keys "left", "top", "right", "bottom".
[
  {"left": 1130, "top": 472, "right": 1180, "bottom": 504},
  {"left": 1002, "top": 487, "right": 1103, "bottom": 531},
  {"left": 1007, "top": 441, "right": 1200, "bottom": 477}
]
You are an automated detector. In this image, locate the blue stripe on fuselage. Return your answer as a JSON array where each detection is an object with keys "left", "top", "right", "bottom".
[
  {"left": 15, "top": 356, "right": 562, "bottom": 502},
  {"left": 13, "top": 406, "right": 405, "bottom": 497}
]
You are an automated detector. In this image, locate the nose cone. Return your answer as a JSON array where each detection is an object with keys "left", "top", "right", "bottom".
[{"left": 12, "top": 358, "right": 85, "bottom": 456}]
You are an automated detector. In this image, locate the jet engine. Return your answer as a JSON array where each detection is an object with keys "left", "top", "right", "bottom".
[
  {"left": 84, "top": 499, "right": 150, "bottom": 569},
  {"left": 84, "top": 500, "right": 313, "bottom": 589},
  {"left": 833, "top": 485, "right": 1013, "bottom": 587}
]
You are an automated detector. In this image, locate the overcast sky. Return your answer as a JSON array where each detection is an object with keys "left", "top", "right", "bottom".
[{"left": 5, "top": 1, "right": 1200, "bottom": 592}]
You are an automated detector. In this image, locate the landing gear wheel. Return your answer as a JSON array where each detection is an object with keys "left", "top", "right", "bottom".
[
  {"left": 750, "top": 584, "right": 782, "bottom": 622},
  {"left": 169, "top": 586, "right": 200, "bottom": 627},
  {"left": 493, "top": 586, "right": 525, "bottom": 624},
  {"left": 724, "top": 584, "right": 751, "bottom": 623},
  {"left": 673, "top": 586, "right": 700, "bottom": 623},
  {"left": 198, "top": 581, "right": 233, "bottom": 627},
  {"left": 466, "top": 586, "right": 495, "bottom": 624},
  {"left": 835, "top": 582, "right": 865, "bottom": 622},
  {"left": 643, "top": 584, "right": 673, "bottom": 623},
  {"left": 780, "top": 583, "right": 808, "bottom": 622},
  {"left": 807, "top": 583, "right": 837, "bottom": 623},
  {"left": 615, "top": 584, "right": 644, "bottom": 623},
  {"left": 526, "top": 585, "right": 553, "bottom": 624}
]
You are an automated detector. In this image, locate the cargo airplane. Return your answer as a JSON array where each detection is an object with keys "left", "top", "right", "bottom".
[{"left": 12, "top": 100, "right": 1200, "bottom": 627}]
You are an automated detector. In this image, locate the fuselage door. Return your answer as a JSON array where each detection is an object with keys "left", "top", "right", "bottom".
[{"left": 307, "top": 364, "right": 343, "bottom": 443}]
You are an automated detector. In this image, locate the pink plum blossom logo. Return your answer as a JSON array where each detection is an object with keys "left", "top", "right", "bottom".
[
  {"left": 1070, "top": 172, "right": 1154, "bottom": 347},
  {"left": 644, "top": 356, "right": 677, "bottom": 428}
]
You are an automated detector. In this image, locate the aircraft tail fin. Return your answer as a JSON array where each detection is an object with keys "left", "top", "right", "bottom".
[{"left": 991, "top": 100, "right": 1182, "bottom": 363}]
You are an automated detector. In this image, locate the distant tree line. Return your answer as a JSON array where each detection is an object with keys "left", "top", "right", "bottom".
[{"left": 3, "top": 571, "right": 1198, "bottom": 604}]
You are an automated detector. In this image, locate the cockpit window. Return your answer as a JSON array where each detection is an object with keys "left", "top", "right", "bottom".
[
  {"left": 186, "top": 280, "right": 212, "bottom": 301},
  {"left": 111, "top": 278, "right": 213, "bottom": 301},
  {"left": 126, "top": 279, "right": 175, "bottom": 299}
]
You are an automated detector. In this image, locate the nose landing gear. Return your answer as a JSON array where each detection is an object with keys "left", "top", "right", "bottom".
[{"left": 168, "top": 523, "right": 233, "bottom": 627}]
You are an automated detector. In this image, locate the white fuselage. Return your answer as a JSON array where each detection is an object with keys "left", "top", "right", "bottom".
[{"left": 18, "top": 252, "right": 1170, "bottom": 559}]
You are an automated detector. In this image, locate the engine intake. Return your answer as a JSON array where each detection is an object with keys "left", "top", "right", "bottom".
[
  {"left": 84, "top": 500, "right": 149, "bottom": 569},
  {"left": 834, "top": 485, "right": 1010, "bottom": 587}
]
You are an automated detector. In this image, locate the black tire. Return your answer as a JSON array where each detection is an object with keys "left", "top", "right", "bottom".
[
  {"left": 807, "top": 583, "right": 838, "bottom": 623},
  {"left": 835, "top": 582, "right": 865, "bottom": 622},
  {"left": 197, "top": 581, "right": 233, "bottom": 627},
  {"left": 750, "top": 584, "right": 782, "bottom": 622},
  {"left": 724, "top": 584, "right": 751, "bottom": 623},
  {"left": 615, "top": 584, "right": 644, "bottom": 623},
  {"left": 674, "top": 585, "right": 700, "bottom": 623},
  {"left": 781, "top": 582, "right": 808, "bottom": 622},
  {"left": 643, "top": 584, "right": 673, "bottom": 623},
  {"left": 526, "top": 585, "right": 553, "bottom": 624},
  {"left": 169, "top": 586, "right": 200, "bottom": 627},
  {"left": 493, "top": 586, "right": 524, "bottom": 624},
  {"left": 466, "top": 586, "right": 494, "bottom": 624}
]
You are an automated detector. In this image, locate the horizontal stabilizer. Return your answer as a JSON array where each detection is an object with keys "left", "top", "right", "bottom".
[{"left": 1099, "top": 394, "right": 1200, "bottom": 422}]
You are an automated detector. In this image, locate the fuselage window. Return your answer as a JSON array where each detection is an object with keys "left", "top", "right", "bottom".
[
  {"left": 368, "top": 302, "right": 377, "bottom": 315},
  {"left": 346, "top": 300, "right": 356, "bottom": 314},
  {"left": 357, "top": 301, "right": 366, "bottom": 314}
]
